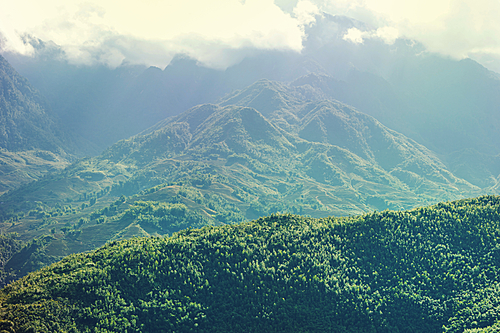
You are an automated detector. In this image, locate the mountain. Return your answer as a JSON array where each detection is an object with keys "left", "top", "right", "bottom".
[
  {"left": 299, "top": 14, "right": 500, "bottom": 183},
  {"left": 445, "top": 149, "right": 500, "bottom": 190},
  {"left": 0, "top": 54, "right": 78, "bottom": 194},
  {"left": 290, "top": 66, "right": 500, "bottom": 188},
  {"left": 2, "top": 196, "right": 500, "bottom": 332},
  {"left": 4, "top": 14, "right": 500, "bottom": 189},
  {"left": 0, "top": 76, "right": 484, "bottom": 285},
  {"left": 219, "top": 78, "right": 482, "bottom": 194},
  {"left": 0, "top": 89, "right": 478, "bottom": 219}
]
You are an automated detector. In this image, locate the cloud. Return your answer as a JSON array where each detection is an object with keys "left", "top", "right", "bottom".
[
  {"left": 342, "top": 26, "right": 399, "bottom": 45},
  {"left": 3, "top": 0, "right": 500, "bottom": 73},
  {"left": 294, "top": 0, "right": 320, "bottom": 26},
  {"left": 319, "top": 0, "right": 500, "bottom": 72},
  {"left": 423, "top": 0, "right": 500, "bottom": 60},
  {"left": 375, "top": 26, "right": 399, "bottom": 44},
  {"left": 342, "top": 28, "right": 364, "bottom": 44},
  {"left": 0, "top": 0, "right": 318, "bottom": 69}
]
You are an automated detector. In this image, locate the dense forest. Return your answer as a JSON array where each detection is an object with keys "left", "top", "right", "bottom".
[{"left": 1, "top": 195, "right": 500, "bottom": 332}]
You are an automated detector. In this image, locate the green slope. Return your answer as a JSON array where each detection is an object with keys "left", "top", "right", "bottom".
[
  {"left": 2, "top": 196, "right": 500, "bottom": 332},
  {"left": 0, "top": 100, "right": 479, "bottom": 222}
]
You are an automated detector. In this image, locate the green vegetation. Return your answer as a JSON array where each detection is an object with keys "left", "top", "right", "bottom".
[
  {"left": 1, "top": 196, "right": 500, "bottom": 332},
  {"left": 0, "top": 149, "right": 70, "bottom": 195},
  {"left": 0, "top": 233, "right": 21, "bottom": 286}
]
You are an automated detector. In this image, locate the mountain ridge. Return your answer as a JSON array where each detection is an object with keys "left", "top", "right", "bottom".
[{"left": 4, "top": 14, "right": 500, "bottom": 169}]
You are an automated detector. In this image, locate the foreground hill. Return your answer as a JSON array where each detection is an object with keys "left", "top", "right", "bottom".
[{"left": 1, "top": 196, "right": 500, "bottom": 332}]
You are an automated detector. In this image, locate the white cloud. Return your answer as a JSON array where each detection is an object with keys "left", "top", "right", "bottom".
[
  {"left": 0, "top": 0, "right": 318, "bottom": 69},
  {"left": 3, "top": 0, "right": 500, "bottom": 73},
  {"left": 342, "top": 26, "right": 399, "bottom": 45},
  {"left": 294, "top": 0, "right": 321, "bottom": 26},
  {"left": 319, "top": 0, "right": 500, "bottom": 71},
  {"left": 342, "top": 28, "right": 364, "bottom": 44},
  {"left": 375, "top": 26, "right": 399, "bottom": 45}
]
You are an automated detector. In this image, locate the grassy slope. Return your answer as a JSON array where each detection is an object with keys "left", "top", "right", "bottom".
[{"left": 0, "top": 149, "right": 70, "bottom": 195}]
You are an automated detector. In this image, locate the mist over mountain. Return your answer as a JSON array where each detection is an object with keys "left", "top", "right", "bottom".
[
  {"left": 2, "top": 48, "right": 325, "bottom": 152},
  {"left": 3, "top": 15, "right": 500, "bottom": 190}
]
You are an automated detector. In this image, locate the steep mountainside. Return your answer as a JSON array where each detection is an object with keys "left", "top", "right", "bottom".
[
  {"left": 0, "top": 55, "right": 75, "bottom": 194},
  {"left": 0, "top": 55, "right": 64, "bottom": 153},
  {"left": 2, "top": 196, "right": 500, "bottom": 332}
]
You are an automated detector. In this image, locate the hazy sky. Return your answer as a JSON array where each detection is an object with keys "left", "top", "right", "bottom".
[{"left": 1, "top": 0, "right": 500, "bottom": 72}]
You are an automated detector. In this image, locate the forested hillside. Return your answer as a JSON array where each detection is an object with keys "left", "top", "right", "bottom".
[{"left": 1, "top": 196, "right": 500, "bottom": 332}]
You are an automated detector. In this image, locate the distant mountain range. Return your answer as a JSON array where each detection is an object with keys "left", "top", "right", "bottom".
[{"left": 3, "top": 14, "right": 500, "bottom": 190}]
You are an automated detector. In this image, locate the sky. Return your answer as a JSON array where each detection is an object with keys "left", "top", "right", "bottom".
[{"left": 1, "top": 0, "right": 500, "bottom": 72}]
